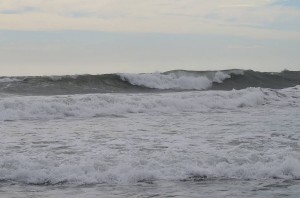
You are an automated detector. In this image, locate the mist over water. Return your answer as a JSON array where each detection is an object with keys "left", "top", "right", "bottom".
[{"left": 1, "top": 69, "right": 300, "bottom": 197}]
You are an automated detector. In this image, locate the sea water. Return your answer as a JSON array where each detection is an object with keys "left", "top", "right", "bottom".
[{"left": 1, "top": 84, "right": 300, "bottom": 197}]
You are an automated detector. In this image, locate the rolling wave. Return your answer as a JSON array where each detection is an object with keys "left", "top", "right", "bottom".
[{"left": 0, "top": 69, "right": 299, "bottom": 95}]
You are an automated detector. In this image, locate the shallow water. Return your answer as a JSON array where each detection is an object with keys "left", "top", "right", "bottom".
[{"left": 1, "top": 87, "right": 300, "bottom": 197}]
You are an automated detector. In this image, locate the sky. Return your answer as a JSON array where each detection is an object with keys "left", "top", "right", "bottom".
[{"left": 0, "top": 0, "right": 300, "bottom": 76}]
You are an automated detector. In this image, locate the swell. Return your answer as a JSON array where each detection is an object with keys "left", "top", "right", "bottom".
[{"left": 0, "top": 70, "right": 299, "bottom": 95}]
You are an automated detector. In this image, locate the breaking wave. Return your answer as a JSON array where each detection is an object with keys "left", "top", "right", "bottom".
[{"left": 118, "top": 71, "right": 233, "bottom": 90}]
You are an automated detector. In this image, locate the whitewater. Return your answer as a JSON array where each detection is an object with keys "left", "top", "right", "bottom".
[{"left": 1, "top": 70, "right": 300, "bottom": 197}]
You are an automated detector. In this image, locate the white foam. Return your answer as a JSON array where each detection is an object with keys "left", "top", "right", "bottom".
[
  {"left": 0, "top": 86, "right": 299, "bottom": 121},
  {"left": 213, "top": 71, "right": 231, "bottom": 83}
]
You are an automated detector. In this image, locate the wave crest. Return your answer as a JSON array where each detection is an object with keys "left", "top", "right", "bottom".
[{"left": 119, "top": 71, "right": 234, "bottom": 90}]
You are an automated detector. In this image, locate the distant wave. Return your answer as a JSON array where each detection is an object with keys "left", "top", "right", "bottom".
[
  {"left": 0, "top": 86, "right": 299, "bottom": 121},
  {"left": 0, "top": 69, "right": 299, "bottom": 95}
]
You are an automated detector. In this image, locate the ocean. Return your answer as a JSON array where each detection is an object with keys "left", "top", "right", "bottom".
[{"left": 0, "top": 70, "right": 300, "bottom": 197}]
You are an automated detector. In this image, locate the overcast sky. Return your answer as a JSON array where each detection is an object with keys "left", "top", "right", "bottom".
[{"left": 1, "top": 0, "right": 300, "bottom": 75}]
